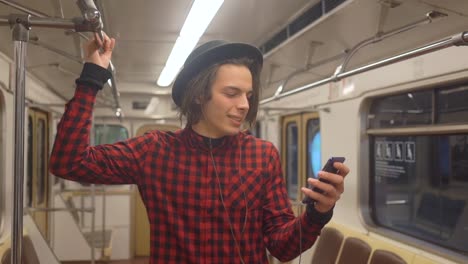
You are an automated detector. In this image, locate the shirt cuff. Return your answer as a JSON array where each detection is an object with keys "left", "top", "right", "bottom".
[
  {"left": 75, "top": 62, "right": 112, "bottom": 90},
  {"left": 305, "top": 204, "right": 333, "bottom": 226}
]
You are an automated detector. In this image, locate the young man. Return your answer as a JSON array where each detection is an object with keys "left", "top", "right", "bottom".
[{"left": 50, "top": 33, "right": 349, "bottom": 263}]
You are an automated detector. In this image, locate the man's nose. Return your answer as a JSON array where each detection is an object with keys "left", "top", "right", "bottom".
[{"left": 238, "top": 94, "right": 250, "bottom": 110}]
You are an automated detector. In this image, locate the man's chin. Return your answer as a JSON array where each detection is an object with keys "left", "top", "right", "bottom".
[{"left": 225, "top": 127, "right": 240, "bottom": 136}]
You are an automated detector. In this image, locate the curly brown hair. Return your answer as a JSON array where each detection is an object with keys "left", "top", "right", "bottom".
[{"left": 178, "top": 57, "right": 261, "bottom": 129}]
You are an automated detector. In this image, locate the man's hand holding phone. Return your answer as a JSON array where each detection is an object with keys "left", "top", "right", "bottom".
[{"left": 301, "top": 157, "right": 349, "bottom": 213}]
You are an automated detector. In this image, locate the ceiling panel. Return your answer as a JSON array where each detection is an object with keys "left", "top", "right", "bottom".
[{"left": 1, "top": 0, "right": 467, "bottom": 119}]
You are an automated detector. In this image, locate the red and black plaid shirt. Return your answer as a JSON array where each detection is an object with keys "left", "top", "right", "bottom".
[{"left": 50, "top": 76, "right": 330, "bottom": 263}]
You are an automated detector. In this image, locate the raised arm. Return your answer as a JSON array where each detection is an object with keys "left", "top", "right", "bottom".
[{"left": 49, "top": 34, "right": 150, "bottom": 184}]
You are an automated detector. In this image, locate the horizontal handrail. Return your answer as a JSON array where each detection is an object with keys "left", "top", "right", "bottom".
[{"left": 26, "top": 207, "right": 94, "bottom": 213}]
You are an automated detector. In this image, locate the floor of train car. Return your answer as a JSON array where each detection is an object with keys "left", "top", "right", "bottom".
[{"left": 63, "top": 257, "right": 150, "bottom": 264}]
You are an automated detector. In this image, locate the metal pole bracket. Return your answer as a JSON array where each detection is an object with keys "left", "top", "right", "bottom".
[
  {"left": 453, "top": 31, "right": 468, "bottom": 46},
  {"left": 9, "top": 14, "right": 31, "bottom": 41}
]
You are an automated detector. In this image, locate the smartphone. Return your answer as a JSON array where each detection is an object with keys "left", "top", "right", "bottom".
[{"left": 302, "top": 157, "right": 346, "bottom": 204}]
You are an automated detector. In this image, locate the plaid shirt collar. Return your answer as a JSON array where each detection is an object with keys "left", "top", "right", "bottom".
[{"left": 180, "top": 126, "right": 240, "bottom": 153}]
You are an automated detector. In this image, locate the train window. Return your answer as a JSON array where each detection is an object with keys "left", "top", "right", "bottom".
[
  {"left": 437, "top": 85, "right": 468, "bottom": 124},
  {"left": 36, "top": 119, "right": 46, "bottom": 204},
  {"left": 306, "top": 118, "right": 321, "bottom": 179},
  {"left": 369, "top": 83, "right": 468, "bottom": 255},
  {"left": 286, "top": 122, "right": 298, "bottom": 200},
  {"left": 368, "top": 90, "right": 432, "bottom": 128},
  {"left": 94, "top": 124, "right": 129, "bottom": 145},
  {"left": 324, "top": 0, "right": 348, "bottom": 13},
  {"left": 372, "top": 134, "right": 468, "bottom": 252},
  {"left": 27, "top": 109, "right": 50, "bottom": 238}
]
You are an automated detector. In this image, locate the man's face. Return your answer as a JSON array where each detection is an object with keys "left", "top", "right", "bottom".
[{"left": 192, "top": 63, "right": 253, "bottom": 138}]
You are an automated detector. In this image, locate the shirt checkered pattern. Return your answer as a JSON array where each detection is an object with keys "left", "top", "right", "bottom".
[{"left": 50, "top": 84, "right": 329, "bottom": 263}]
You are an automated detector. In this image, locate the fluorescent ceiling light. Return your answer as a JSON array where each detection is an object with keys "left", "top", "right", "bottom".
[{"left": 157, "top": 0, "right": 224, "bottom": 87}]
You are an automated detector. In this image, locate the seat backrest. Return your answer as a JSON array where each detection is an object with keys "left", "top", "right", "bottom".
[
  {"left": 22, "top": 236, "right": 40, "bottom": 264},
  {"left": 369, "top": 249, "right": 407, "bottom": 264},
  {"left": 1, "top": 236, "right": 40, "bottom": 264},
  {"left": 336, "top": 237, "right": 372, "bottom": 264},
  {"left": 1, "top": 248, "right": 11, "bottom": 264},
  {"left": 311, "top": 227, "right": 344, "bottom": 264}
]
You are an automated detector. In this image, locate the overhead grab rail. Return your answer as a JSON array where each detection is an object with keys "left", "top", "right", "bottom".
[
  {"left": 332, "top": 10, "right": 447, "bottom": 80},
  {"left": 0, "top": 0, "right": 122, "bottom": 120},
  {"left": 273, "top": 51, "right": 347, "bottom": 98},
  {"left": 0, "top": 1, "right": 111, "bottom": 263},
  {"left": 0, "top": 0, "right": 49, "bottom": 18},
  {"left": 260, "top": 30, "right": 468, "bottom": 105},
  {"left": 266, "top": 10, "right": 446, "bottom": 103}
]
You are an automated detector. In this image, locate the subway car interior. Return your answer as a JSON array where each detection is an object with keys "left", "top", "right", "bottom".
[{"left": 0, "top": 0, "right": 468, "bottom": 263}]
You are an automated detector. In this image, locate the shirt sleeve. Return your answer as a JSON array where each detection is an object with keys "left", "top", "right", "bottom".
[
  {"left": 49, "top": 63, "right": 151, "bottom": 184},
  {"left": 262, "top": 144, "right": 332, "bottom": 262}
]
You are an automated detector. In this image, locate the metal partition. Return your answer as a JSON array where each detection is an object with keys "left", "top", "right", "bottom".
[{"left": 0, "top": 1, "right": 111, "bottom": 262}]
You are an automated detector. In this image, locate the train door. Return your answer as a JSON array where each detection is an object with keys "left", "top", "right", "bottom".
[
  {"left": 0, "top": 89, "right": 4, "bottom": 229},
  {"left": 27, "top": 108, "right": 50, "bottom": 240},
  {"left": 281, "top": 113, "right": 320, "bottom": 215},
  {"left": 133, "top": 124, "right": 179, "bottom": 257}
]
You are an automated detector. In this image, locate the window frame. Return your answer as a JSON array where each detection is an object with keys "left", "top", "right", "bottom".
[
  {"left": 93, "top": 123, "right": 129, "bottom": 145},
  {"left": 361, "top": 81, "right": 468, "bottom": 262},
  {"left": 0, "top": 87, "right": 5, "bottom": 235}
]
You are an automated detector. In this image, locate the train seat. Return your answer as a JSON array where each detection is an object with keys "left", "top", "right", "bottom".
[
  {"left": 310, "top": 226, "right": 344, "bottom": 264},
  {"left": 1, "top": 236, "right": 39, "bottom": 264},
  {"left": 369, "top": 249, "right": 407, "bottom": 264},
  {"left": 336, "top": 237, "right": 372, "bottom": 264}
]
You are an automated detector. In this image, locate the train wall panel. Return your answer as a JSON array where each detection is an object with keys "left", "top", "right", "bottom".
[
  {"left": 0, "top": 53, "right": 10, "bottom": 88},
  {"left": 52, "top": 193, "right": 105, "bottom": 261},
  {"left": 24, "top": 214, "right": 60, "bottom": 263},
  {"left": 320, "top": 99, "right": 364, "bottom": 232},
  {"left": 0, "top": 55, "right": 15, "bottom": 246},
  {"left": 262, "top": 46, "right": 468, "bottom": 111},
  {"left": 25, "top": 73, "right": 66, "bottom": 105},
  {"left": 0, "top": 51, "right": 65, "bottom": 106},
  {"left": 271, "top": 45, "right": 468, "bottom": 264}
]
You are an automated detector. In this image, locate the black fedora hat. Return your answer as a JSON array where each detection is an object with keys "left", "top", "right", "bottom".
[{"left": 172, "top": 40, "right": 263, "bottom": 107}]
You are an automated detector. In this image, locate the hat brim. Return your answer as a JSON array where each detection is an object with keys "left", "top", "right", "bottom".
[{"left": 172, "top": 42, "right": 263, "bottom": 107}]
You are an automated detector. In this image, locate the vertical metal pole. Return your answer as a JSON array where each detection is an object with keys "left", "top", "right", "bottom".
[
  {"left": 90, "top": 112, "right": 96, "bottom": 263},
  {"left": 101, "top": 124, "right": 107, "bottom": 258},
  {"left": 12, "top": 21, "right": 29, "bottom": 264},
  {"left": 80, "top": 194, "right": 85, "bottom": 228},
  {"left": 102, "top": 186, "right": 106, "bottom": 258},
  {"left": 91, "top": 184, "right": 96, "bottom": 264}
]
